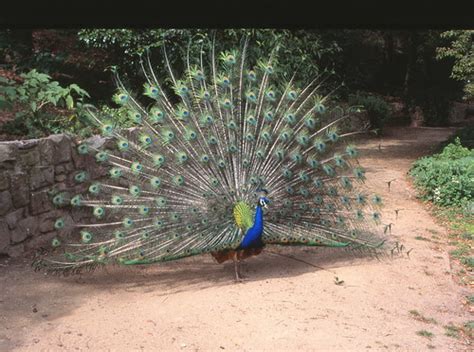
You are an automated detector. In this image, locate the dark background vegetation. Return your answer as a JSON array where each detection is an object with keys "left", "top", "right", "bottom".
[{"left": 0, "top": 29, "right": 472, "bottom": 139}]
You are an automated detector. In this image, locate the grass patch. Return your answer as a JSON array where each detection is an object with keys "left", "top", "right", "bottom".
[
  {"left": 443, "top": 322, "right": 474, "bottom": 340},
  {"left": 444, "top": 324, "right": 460, "bottom": 338},
  {"left": 415, "top": 236, "right": 431, "bottom": 241},
  {"left": 427, "top": 228, "right": 440, "bottom": 235},
  {"left": 450, "top": 243, "right": 471, "bottom": 258},
  {"left": 460, "top": 231, "right": 473, "bottom": 241},
  {"left": 463, "top": 321, "right": 474, "bottom": 339},
  {"left": 416, "top": 330, "right": 434, "bottom": 338},
  {"left": 409, "top": 310, "right": 438, "bottom": 324},
  {"left": 432, "top": 206, "right": 473, "bottom": 277},
  {"left": 459, "top": 256, "right": 474, "bottom": 268}
]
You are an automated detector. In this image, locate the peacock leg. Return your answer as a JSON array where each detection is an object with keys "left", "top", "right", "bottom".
[
  {"left": 236, "top": 251, "right": 248, "bottom": 280},
  {"left": 232, "top": 252, "right": 242, "bottom": 281}
]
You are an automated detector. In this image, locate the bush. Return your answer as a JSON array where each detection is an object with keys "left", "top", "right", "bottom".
[
  {"left": 348, "top": 92, "right": 391, "bottom": 132},
  {"left": 441, "top": 126, "right": 474, "bottom": 150},
  {"left": 436, "top": 30, "right": 474, "bottom": 100},
  {"left": 410, "top": 137, "right": 474, "bottom": 208},
  {"left": 0, "top": 69, "right": 91, "bottom": 138}
]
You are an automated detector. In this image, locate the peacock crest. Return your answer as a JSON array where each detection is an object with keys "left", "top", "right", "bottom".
[{"left": 34, "top": 39, "right": 389, "bottom": 278}]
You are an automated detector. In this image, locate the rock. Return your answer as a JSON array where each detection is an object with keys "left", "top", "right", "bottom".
[
  {"left": 7, "top": 243, "right": 24, "bottom": 257},
  {"left": 12, "top": 216, "right": 38, "bottom": 243},
  {"left": 49, "top": 134, "right": 72, "bottom": 164},
  {"left": 85, "top": 134, "right": 108, "bottom": 150},
  {"left": 55, "top": 174, "right": 67, "bottom": 182},
  {"left": 0, "top": 172, "right": 10, "bottom": 190},
  {"left": 0, "top": 191, "right": 13, "bottom": 216},
  {"left": 0, "top": 221, "right": 11, "bottom": 253},
  {"left": 54, "top": 182, "right": 67, "bottom": 192},
  {"left": 0, "top": 144, "right": 17, "bottom": 163},
  {"left": 55, "top": 163, "right": 74, "bottom": 176},
  {"left": 5, "top": 208, "right": 26, "bottom": 230},
  {"left": 30, "top": 191, "right": 53, "bottom": 215},
  {"left": 25, "top": 231, "right": 57, "bottom": 251},
  {"left": 30, "top": 166, "right": 54, "bottom": 190},
  {"left": 17, "top": 139, "right": 39, "bottom": 150},
  {"left": 10, "top": 173, "right": 30, "bottom": 207},
  {"left": 18, "top": 149, "right": 40, "bottom": 166},
  {"left": 38, "top": 210, "right": 61, "bottom": 233},
  {"left": 73, "top": 135, "right": 110, "bottom": 169},
  {"left": 71, "top": 148, "right": 87, "bottom": 168},
  {"left": 38, "top": 138, "right": 54, "bottom": 165},
  {"left": 55, "top": 164, "right": 66, "bottom": 174}
]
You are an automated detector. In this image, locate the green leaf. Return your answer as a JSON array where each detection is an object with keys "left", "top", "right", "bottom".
[
  {"left": 69, "top": 84, "right": 90, "bottom": 98},
  {"left": 17, "top": 87, "right": 26, "bottom": 96},
  {"left": 0, "top": 76, "right": 13, "bottom": 84},
  {"left": 66, "top": 95, "right": 74, "bottom": 109},
  {"left": 30, "top": 101, "right": 37, "bottom": 112}
]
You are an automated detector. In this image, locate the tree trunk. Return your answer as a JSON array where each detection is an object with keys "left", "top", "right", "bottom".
[
  {"left": 383, "top": 32, "right": 394, "bottom": 64},
  {"left": 402, "top": 32, "right": 424, "bottom": 126}
]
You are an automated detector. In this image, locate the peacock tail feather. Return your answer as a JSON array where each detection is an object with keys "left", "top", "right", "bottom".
[{"left": 34, "top": 38, "right": 388, "bottom": 275}]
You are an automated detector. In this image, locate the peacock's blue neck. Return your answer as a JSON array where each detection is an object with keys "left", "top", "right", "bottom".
[{"left": 238, "top": 205, "right": 264, "bottom": 249}]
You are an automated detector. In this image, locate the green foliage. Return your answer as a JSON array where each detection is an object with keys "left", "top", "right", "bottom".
[
  {"left": 410, "top": 137, "right": 474, "bottom": 207},
  {"left": 348, "top": 92, "right": 391, "bottom": 131},
  {"left": 0, "top": 29, "right": 468, "bottom": 137},
  {"left": 98, "top": 104, "right": 136, "bottom": 128},
  {"left": 416, "top": 330, "right": 434, "bottom": 338},
  {"left": 0, "top": 69, "right": 91, "bottom": 137},
  {"left": 433, "top": 206, "right": 473, "bottom": 278},
  {"left": 436, "top": 30, "right": 474, "bottom": 99},
  {"left": 409, "top": 310, "right": 438, "bottom": 324},
  {"left": 77, "top": 29, "right": 342, "bottom": 86},
  {"left": 444, "top": 324, "right": 461, "bottom": 338}
]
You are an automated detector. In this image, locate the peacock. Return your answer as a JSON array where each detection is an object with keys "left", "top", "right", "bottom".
[{"left": 33, "top": 38, "right": 391, "bottom": 281}]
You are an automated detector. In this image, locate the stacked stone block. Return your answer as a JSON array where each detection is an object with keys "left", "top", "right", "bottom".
[{"left": 0, "top": 134, "right": 108, "bottom": 257}]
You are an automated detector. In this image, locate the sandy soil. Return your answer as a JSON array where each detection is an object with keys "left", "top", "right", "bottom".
[{"left": 0, "top": 126, "right": 472, "bottom": 351}]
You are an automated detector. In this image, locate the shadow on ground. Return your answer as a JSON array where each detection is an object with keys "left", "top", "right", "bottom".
[{"left": 1, "top": 244, "right": 387, "bottom": 349}]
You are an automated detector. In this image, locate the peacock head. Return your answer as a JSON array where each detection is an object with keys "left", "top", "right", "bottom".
[
  {"left": 258, "top": 197, "right": 270, "bottom": 209},
  {"left": 256, "top": 187, "right": 270, "bottom": 208}
]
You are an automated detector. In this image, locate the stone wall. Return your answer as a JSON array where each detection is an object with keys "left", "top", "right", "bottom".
[{"left": 0, "top": 134, "right": 109, "bottom": 257}]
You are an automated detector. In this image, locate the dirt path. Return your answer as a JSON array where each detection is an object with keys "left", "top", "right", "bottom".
[{"left": 0, "top": 126, "right": 472, "bottom": 351}]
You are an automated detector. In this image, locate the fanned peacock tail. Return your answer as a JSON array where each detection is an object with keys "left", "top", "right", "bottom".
[{"left": 33, "top": 39, "right": 390, "bottom": 275}]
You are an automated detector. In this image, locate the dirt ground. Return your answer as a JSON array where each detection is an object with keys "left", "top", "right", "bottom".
[{"left": 0, "top": 126, "right": 472, "bottom": 351}]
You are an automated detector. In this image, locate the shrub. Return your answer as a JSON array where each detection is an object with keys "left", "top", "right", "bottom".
[
  {"left": 0, "top": 69, "right": 91, "bottom": 137},
  {"left": 436, "top": 30, "right": 474, "bottom": 100},
  {"left": 410, "top": 137, "right": 474, "bottom": 207},
  {"left": 348, "top": 92, "right": 391, "bottom": 132}
]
